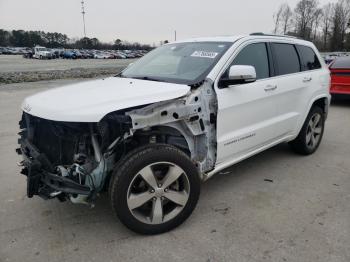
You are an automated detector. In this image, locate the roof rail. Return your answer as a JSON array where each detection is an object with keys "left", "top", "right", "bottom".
[{"left": 249, "top": 32, "right": 298, "bottom": 39}]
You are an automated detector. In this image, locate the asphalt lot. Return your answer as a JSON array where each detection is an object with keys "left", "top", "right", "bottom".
[
  {"left": 0, "top": 55, "right": 133, "bottom": 73},
  {"left": 0, "top": 55, "right": 135, "bottom": 85},
  {"left": 0, "top": 79, "right": 349, "bottom": 262}
]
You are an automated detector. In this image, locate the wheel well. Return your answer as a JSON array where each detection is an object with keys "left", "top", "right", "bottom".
[
  {"left": 312, "top": 97, "right": 328, "bottom": 114},
  {"left": 104, "top": 127, "right": 191, "bottom": 192},
  {"left": 132, "top": 126, "right": 191, "bottom": 156}
]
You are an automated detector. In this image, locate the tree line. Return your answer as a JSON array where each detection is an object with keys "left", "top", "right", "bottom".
[
  {"left": 273, "top": 0, "right": 350, "bottom": 51},
  {"left": 0, "top": 29, "right": 153, "bottom": 50}
]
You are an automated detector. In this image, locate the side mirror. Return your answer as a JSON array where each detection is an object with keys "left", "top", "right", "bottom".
[{"left": 219, "top": 65, "right": 257, "bottom": 88}]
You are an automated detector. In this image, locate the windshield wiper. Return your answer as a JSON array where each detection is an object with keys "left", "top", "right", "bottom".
[{"left": 130, "top": 76, "right": 162, "bottom": 82}]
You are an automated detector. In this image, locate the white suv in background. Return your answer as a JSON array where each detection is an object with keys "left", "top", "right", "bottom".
[
  {"left": 18, "top": 33, "right": 330, "bottom": 234},
  {"left": 32, "top": 45, "right": 52, "bottom": 59}
]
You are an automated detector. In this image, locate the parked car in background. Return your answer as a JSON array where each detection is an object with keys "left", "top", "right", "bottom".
[
  {"left": 94, "top": 51, "right": 110, "bottom": 59},
  {"left": 115, "top": 52, "right": 126, "bottom": 59},
  {"left": 51, "top": 49, "right": 64, "bottom": 59},
  {"left": 22, "top": 49, "right": 34, "bottom": 59},
  {"left": 73, "top": 50, "right": 83, "bottom": 59},
  {"left": 126, "top": 53, "right": 136, "bottom": 59},
  {"left": 33, "top": 46, "right": 52, "bottom": 59},
  {"left": 104, "top": 51, "right": 115, "bottom": 59},
  {"left": 63, "top": 50, "right": 77, "bottom": 59},
  {"left": 324, "top": 56, "right": 334, "bottom": 65},
  {"left": 17, "top": 34, "right": 330, "bottom": 235},
  {"left": 329, "top": 57, "right": 350, "bottom": 96},
  {"left": 2, "top": 45, "right": 149, "bottom": 60},
  {"left": 79, "top": 50, "right": 94, "bottom": 59},
  {"left": 5, "top": 47, "right": 17, "bottom": 55}
]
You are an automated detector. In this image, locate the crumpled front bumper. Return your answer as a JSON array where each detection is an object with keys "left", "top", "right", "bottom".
[{"left": 17, "top": 128, "right": 91, "bottom": 200}]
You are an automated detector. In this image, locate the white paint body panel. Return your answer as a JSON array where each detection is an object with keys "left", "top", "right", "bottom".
[
  {"left": 215, "top": 78, "right": 281, "bottom": 164},
  {"left": 21, "top": 35, "right": 331, "bottom": 179},
  {"left": 22, "top": 77, "right": 190, "bottom": 122}
]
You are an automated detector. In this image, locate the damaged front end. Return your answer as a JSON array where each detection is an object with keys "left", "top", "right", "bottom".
[
  {"left": 16, "top": 79, "right": 218, "bottom": 206},
  {"left": 16, "top": 112, "right": 131, "bottom": 205}
]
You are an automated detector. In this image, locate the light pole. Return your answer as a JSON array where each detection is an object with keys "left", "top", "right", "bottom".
[{"left": 81, "top": 1, "right": 87, "bottom": 37}]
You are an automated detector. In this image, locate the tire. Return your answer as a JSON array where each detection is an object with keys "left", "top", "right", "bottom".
[
  {"left": 289, "top": 106, "right": 325, "bottom": 155},
  {"left": 109, "top": 144, "right": 200, "bottom": 235}
]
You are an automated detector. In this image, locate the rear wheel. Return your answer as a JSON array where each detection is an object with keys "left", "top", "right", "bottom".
[
  {"left": 109, "top": 144, "right": 200, "bottom": 235},
  {"left": 289, "top": 106, "right": 325, "bottom": 155}
]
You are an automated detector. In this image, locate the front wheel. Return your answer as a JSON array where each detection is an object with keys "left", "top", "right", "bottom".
[
  {"left": 109, "top": 144, "right": 200, "bottom": 235},
  {"left": 289, "top": 106, "right": 325, "bottom": 155}
]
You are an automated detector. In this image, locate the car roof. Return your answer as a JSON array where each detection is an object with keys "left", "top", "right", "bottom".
[
  {"left": 175, "top": 34, "right": 313, "bottom": 46},
  {"left": 178, "top": 35, "right": 245, "bottom": 43}
]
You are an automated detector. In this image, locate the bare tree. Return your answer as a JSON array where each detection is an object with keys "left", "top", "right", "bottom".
[
  {"left": 339, "top": 0, "right": 350, "bottom": 45},
  {"left": 273, "top": 5, "right": 284, "bottom": 34},
  {"left": 271, "top": 0, "right": 350, "bottom": 51},
  {"left": 281, "top": 4, "right": 293, "bottom": 34},
  {"left": 321, "top": 3, "right": 333, "bottom": 50},
  {"left": 294, "top": 0, "right": 319, "bottom": 39},
  {"left": 331, "top": 0, "right": 350, "bottom": 51},
  {"left": 311, "top": 8, "right": 323, "bottom": 40}
]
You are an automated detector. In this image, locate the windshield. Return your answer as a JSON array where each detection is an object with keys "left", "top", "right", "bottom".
[{"left": 120, "top": 42, "right": 232, "bottom": 85}]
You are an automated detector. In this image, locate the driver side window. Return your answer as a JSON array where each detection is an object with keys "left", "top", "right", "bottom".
[{"left": 225, "top": 43, "right": 270, "bottom": 80}]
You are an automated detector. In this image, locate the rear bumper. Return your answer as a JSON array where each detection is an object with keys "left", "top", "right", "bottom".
[{"left": 17, "top": 133, "right": 91, "bottom": 200}]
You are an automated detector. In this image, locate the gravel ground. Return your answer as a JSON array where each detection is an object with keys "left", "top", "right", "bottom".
[
  {"left": 0, "top": 55, "right": 135, "bottom": 84},
  {"left": 0, "top": 79, "right": 349, "bottom": 262}
]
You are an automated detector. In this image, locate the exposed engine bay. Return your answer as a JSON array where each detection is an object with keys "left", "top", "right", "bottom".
[{"left": 17, "top": 80, "right": 217, "bottom": 205}]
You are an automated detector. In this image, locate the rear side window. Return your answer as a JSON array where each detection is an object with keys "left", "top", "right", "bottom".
[
  {"left": 296, "top": 45, "right": 321, "bottom": 71},
  {"left": 231, "top": 43, "right": 270, "bottom": 79},
  {"left": 272, "top": 43, "right": 301, "bottom": 76}
]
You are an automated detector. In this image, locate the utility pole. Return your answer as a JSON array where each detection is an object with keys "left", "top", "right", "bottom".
[{"left": 81, "top": 1, "right": 87, "bottom": 37}]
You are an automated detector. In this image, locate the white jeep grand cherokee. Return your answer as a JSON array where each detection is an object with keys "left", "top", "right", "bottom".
[{"left": 17, "top": 34, "right": 330, "bottom": 234}]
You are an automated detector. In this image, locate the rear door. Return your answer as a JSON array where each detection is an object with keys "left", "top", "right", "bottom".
[{"left": 269, "top": 42, "right": 306, "bottom": 137}]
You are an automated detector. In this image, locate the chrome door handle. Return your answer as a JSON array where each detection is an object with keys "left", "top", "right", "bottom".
[
  {"left": 264, "top": 85, "right": 277, "bottom": 91},
  {"left": 303, "top": 77, "right": 312, "bottom": 82}
]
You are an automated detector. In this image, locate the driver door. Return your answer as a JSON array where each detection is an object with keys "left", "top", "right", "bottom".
[{"left": 215, "top": 42, "right": 280, "bottom": 165}]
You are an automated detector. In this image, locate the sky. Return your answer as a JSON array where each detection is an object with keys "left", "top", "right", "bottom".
[{"left": 0, "top": 0, "right": 333, "bottom": 45}]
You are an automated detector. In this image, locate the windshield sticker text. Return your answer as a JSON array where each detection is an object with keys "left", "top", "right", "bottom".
[{"left": 191, "top": 51, "right": 218, "bottom": 59}]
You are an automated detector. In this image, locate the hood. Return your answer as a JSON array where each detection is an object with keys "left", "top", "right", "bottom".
[{"left": 22, "top": 77, "right": 190, "bottom": 122}]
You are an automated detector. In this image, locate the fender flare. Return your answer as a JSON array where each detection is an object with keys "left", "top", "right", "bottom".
[{"left": 296, "top": 93, "right": 331, "bottom": 136}]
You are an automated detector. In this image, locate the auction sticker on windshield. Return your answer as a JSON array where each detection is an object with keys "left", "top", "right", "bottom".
[{"left": 191, "top": 51, "right": 219, "bottom": 58}]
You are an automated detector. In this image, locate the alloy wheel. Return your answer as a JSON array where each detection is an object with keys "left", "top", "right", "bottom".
[
  {"left": 306, "top": 113, "right": 323, "bottom": 150},
  {"left": 127, "top": 162, "right": 190, "bottom": 225}
]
